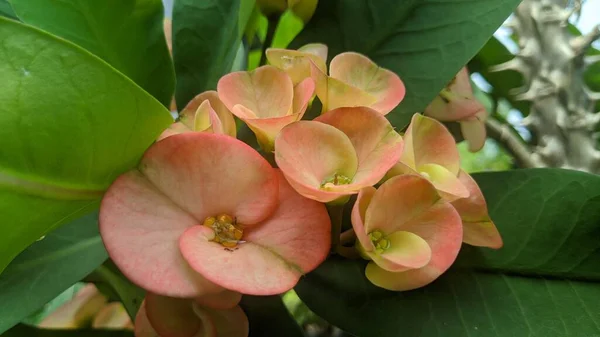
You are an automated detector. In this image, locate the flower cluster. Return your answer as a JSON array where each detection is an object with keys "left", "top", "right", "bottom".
[{"left": 99, "top": 43, "right": 502, "bottom": 336}]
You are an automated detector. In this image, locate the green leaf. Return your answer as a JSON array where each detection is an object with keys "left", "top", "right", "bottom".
[
  {"left": 0, "top": 17, "right": 173, "bottom": 272},
  {"left": 9, "top": 0, "right": 175, "bottom": 107},
  {"left": 173, "top": 0, "right": 242, "bottom": 109},
  {"left": 2, "top": 324, "right": 133, "bottom": 337},
  {"left": 87, "top": 261, "right": 146, "bottom": 321},
  {"left": 240, "top": 295, "right": 304, "bottom": 337},
  {"left": 295, "top": 168, "right": 600, "bottom": 337},
  {"left": 291, "top": 0, "right": 521, "bottom": 128},
  {"left": 0, "top": 0, "right": 16, "bottom": 19},
  {"left": 0, "top": 213, "right": 107, "bottom": 334}
]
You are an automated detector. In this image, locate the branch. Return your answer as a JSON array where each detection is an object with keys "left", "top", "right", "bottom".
[{"left": 485, "top": 118, "right": 540, "bottom": 168}]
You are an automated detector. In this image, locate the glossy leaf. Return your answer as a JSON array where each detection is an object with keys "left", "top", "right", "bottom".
[
  {"left": 9, "top": 0, "right": 175, "bottom": 107},
  {"left": 240, "top": 295, "right": 304, "bottom": 337},
  {"left": 291, "top": 0, "right": 521, "bottom": 128},
  {"left": 0, "top": 0, "right": 15, "bottom": 19},
  {"left": 87, "top": 262, "right": 146, "bottom": 321},
  {"left": 295, "top": 168, "right": 600, "bottom": 337},
  {"left": 0, "top": 213, "right": 107, "bottom": 334},
  {"left": 172, "top": 0, "right": 242, "bottom": 109},
  {"left": 0, "top": 17, "right": 173, "bottom": 272}
]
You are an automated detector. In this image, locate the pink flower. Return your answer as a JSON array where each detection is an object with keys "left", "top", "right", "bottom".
[
  {"left": 266, "top": 43, "right": 328, "bottom": 85},
  {"left": 451, "top": 171, "right": 503, "bottom": 249},
  {"left": 135, "top": 292, "right": 248, "bottom": 337},
  {"left": 310, "top": 52, "right": 405, "bottom": 114},
  {"left": 99, "top": 133, "right": 330, "bottom": 297},
  {"left": 424, "top": 67, "right": 487, "bottom": 152},
  {"left": 387, "top": 113, "right": 469, "bottom": 201},
  {"left": 351, "top": 175, "right": 463, "bottom": 291},
  {"left": 275, "top": 106, "right": 403, "bottom": 203},
  {"left": 218, "top": 66, "right": 314, "bottom": 152},
  {"left": 158, "top": 91, "right": 237, "bottom": 140},
  {"left": 387, "top": 114, "right": 502, "bottom": 249}
]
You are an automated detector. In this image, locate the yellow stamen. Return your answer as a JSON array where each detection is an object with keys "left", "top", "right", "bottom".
[{"left": 203, "top": 214, "right": 244, "bottom": 248}]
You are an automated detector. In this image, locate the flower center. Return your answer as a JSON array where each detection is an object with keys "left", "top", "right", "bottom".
[
  {"left": 203, "top": 214, "right": 243, "bottom": 248},
  {"left": 368, "top": 230, "right": 391, "bottom": 254},
  {"left": 320, "top": 173, "right": 352, "bottom": 190}
]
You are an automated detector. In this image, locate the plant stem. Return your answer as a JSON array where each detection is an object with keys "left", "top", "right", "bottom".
[
  {"left": 259, "top": 15, "right": 280, "bottom": 66},
  {"left": 326, "top": 203, "right": 345, "bottom": 254}
]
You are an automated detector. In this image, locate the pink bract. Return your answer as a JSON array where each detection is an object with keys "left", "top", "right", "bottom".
[
  {"left": 159, "top": 91, "right": 237, "bottom": 141},
  {"left": 266, "top": 43, "right": 328, "bottom": 85},
  {"left": 387, "top": 113, "right": 469, "bottom": 201},
  {"left": 274, "top": 106, "right": 403, "bottom": 203},
  {"left": 352, "top": 175, "right": 463, "bottom": 291},
  {"left": 99, "top": 133, "right": 330, "bottom": 297},
  {"left": 310, "top": 52, "right": 405, "bottom": 114},
  {"left": 135, "top": 293, "right": 248, "bottom": 337},
  {"left": 217, "top": 65, "right": 314, "bottom": 152},
  {"left": 424, "top": 67, "right": 487, "bottom": 152}
]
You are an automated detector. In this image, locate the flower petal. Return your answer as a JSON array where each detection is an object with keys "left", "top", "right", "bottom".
[
  {"left": 329, "top": 52, "right": 405, "bottom": 114},
  {"left": 266, "top": 46, "right": 327, "bottom": 85},
  {"left": 234, "top": 105, "right": 300, "bottom": 153},
  {"left": 194, "top": 306, "right": 249, "bottom": 337},
  {"left": 292, "top": 77, "right": 315, "bottom": 116},
  {"left": 364, "top": 175, "right": 441, "bottom": 235},
  {"left": 139, "top": 133, "right": 278, "bottom": 226},
  {"left": 275, "top": 120, "right": 358, "bottom": 203},
  {"left": 460, "top": 116, "right": 487, "bottom": 153},
  {"left": 134, "top": 303, "right": 160, "bottom": 337},
  {"left": 99, "top": 170, "right": 224, "bottom": 297},
  {"left": 298, "top": 43, "right": 328, "bottom": 62},
  {"left": 451, "top": 171, "right": 503, "bottom": 249},
  {"left": 351, "top": 186, "right": 377, "bottom": 253},
  {"left": 373, "top": 231, "right": 432, "bottom": 271},
  {"left": 325, "top": 77, "right": 378, "bottom": 113},
  {"left": 195, "top": 290, "right": 243, "bottom": 310},
  {"left": 180, "top": 91, "right": 237, "bottom": 137},
  {"left": 365, "top": 200, "right": 462, "bottom": 291},
  {"left": 218, "top": 66, "right": 294, "bottom": 118},
  {"left": 315, "top": 107, "right": 403, "bottom": 186},
  {"left": 402, "top": 114, "right": 461, "bottom": 174},
  {"left": 145, "top": 293, "right": 202, "bottom": 337},
  {"left": 194, "top": 100, "right": 225, "bottom": 135},
  {"left": 179, "top": 171, "right": 330, "bottom": 295},
  {"left": 418, "top": 163, "right": 469, "bottom": 201}
]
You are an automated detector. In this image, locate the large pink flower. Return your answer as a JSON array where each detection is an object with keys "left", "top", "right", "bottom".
[
  {"left": 218, "top": 66, "right": 314, "bottom": 152},
  {"left": 310, "top": 52, "right": 405, "bottom": 114},
  {"left": 387, "top": 113, "right": 469, "bottom": 201},
  {"left": 352, "top": 175, "right": 463, "bottom": 291},
  {"left": 99, "top": 133, "right": 330, "bottom": 297},
  {"left": 424, "top": 67, "right": 487, "bottom": 152},
  {"left": 135, "top": 292, "right": 248, "bottom": 337},
  {"left": 275, "top": 106, "right": 403, "bottom": 203}
]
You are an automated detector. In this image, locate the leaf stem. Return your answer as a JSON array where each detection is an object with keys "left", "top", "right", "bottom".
[{"left": 259, "top": 15, "right": 280, "bottom": 66}]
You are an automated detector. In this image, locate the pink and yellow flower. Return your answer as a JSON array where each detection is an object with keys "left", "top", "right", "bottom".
[
  {"left": 310, "top": 52, "right": 405, "bottom": 114},
  {"left": 386, "top": 113, "right": 469, "bottom": 201},
  {"left": 351, "top": 175, "right": 463, "bottom": 291},
  {"left": 99, "top": 133, "right": 330, "bottom": 297},
  {"left": 158, "top": 91, "right": 237, "bottom": 140},
  {"left": 424, "top": 67, "right": 487, "bottom": 152},
  {"left": 217, "top": 66, "right": 314, "bottom": 152},
  {"left": 275, "top": 106, "right": 402, "bottom": 203},
  {"left": 266, "top": 43, "right": 328, "bottom": 85},
  {"left": 451, "top": 171, "right": 503, "bottom": 249},
  {"left": 135, "top": 292, "right": 248, "bottom": 337},
  {"left": 387, "top": 114, "right": 502, "bottom": 249}
]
